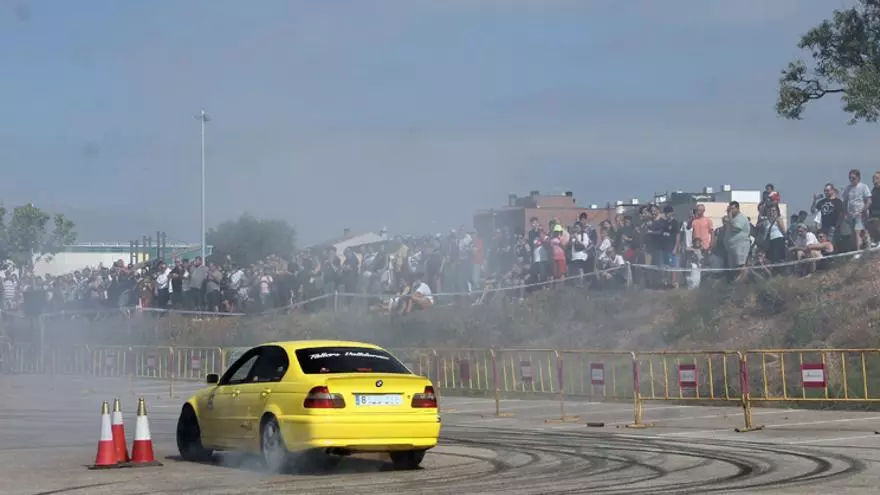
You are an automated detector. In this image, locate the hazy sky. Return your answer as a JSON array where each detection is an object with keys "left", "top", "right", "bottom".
[{"left": 1, "top": 0, "right": 875, "bottom": 245}]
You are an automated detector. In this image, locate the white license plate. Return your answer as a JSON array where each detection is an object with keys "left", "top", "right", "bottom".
[{"left": 355, "top": 394, "right": 402, "bottom": 406}]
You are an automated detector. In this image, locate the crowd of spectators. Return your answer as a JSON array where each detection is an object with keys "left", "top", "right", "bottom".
[{"left": 3, "top": 168, "right": 879, "bottom": 318}]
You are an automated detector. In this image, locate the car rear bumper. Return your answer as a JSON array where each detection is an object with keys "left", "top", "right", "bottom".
[{"left": 279, "top": 413, "right": 441, "bottom": 452}]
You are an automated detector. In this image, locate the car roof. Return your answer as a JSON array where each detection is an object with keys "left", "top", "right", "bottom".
[{"left": 261, "top": 340, "right": 385, "bottom": 352}]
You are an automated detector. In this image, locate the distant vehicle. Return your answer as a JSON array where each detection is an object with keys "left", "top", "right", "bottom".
[{"left": 176, "top": 340, "right": 440, "bottom": 472}]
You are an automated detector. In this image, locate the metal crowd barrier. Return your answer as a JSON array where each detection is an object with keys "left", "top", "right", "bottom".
[{"left": 8, "top": 343, "right": 880, "bottom": 431}]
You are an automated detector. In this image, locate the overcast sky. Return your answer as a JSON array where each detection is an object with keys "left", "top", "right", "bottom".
[{"left": 0, "top": 0, "right": 874, "bottom": 245}]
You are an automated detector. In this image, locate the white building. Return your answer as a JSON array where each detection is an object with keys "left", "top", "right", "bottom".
[{"left": 31, "top": 242, "right": 211, "bottom": 276}]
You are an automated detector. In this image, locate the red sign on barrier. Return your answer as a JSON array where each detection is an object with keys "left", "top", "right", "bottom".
[
  {"left": 458, "top": 359, "right": 470, "bottom": 384},
  {"left": 146, "top": 355, "right": 157, "bottom": 369},
  {"left": 678, "top": 363, "right": 697, "bottom": 388},
  {"left": 191, "top": 356, "right": 202, "bottom": 371},
  {"left": 520, "top": 361, "right": 533, "bottom": 383},
  {"left": 801, "top": 363, "right": 826, "bottom": 388},
  {"left": 590, "top": 363, "right": 605, "bottom": 385}
]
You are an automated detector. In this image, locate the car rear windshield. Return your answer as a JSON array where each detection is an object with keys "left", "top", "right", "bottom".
[{"left": 295, "top": 347, "right": 411, "bottom": 374}]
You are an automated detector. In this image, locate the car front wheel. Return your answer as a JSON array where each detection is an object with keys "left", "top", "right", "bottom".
[
  {"left": 389, "top": 449, "right": 426, "bottom": 470},
  {"left": 261, "top": 416, "right": 291, "bottom": 473},
  {"left": 176, "top": 406, "right": 213, "bottom": 462}
]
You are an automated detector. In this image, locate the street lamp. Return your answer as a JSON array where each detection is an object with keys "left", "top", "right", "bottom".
[{"left": 195, "top": 109, "right": 210, "bottom": 261}]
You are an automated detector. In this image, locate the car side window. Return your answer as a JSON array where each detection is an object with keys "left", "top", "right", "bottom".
[
  {"left": 219, "top": 349, "right": 261, "bottom": 386},
  {"left": 249, "top": 346, "right": 290, "bottom": 383}
]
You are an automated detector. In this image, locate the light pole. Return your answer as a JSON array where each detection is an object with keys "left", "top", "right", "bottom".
[{"left": 195, "top": 109, "right": 210, "bottom": 261}]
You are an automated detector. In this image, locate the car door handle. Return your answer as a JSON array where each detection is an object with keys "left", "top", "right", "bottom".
[{"left": 260, "top": 389, "right": 272, "bottom": 398}]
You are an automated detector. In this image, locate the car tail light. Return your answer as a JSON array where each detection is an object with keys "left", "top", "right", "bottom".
[
  {"left": 304, "top": 386, "right": 345, "bottom": 408},
  {"left": 411, "top": 386, "right": 437, "bottom": 408}
]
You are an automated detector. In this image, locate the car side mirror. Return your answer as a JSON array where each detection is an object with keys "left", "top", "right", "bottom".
[{"left": 206, "top": 373, "right": 219, "bottom": 384}]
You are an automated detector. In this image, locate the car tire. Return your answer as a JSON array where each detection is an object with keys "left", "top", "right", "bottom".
[
  {"left": 389, "top": 449, "right": 426, "bottom": 470},
  {"left": 260, "top": 416, "right": 291, "bottom": 473},
  {"left": 176, "top": 406, "right": 213, "bottom": 462}
]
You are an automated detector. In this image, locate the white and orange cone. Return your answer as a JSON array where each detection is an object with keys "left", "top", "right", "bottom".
[
  {"left": 89, "top": 401, "right": 120, "bottom": 469},
  {"left": 111, "top": 398, "right": 130, "bottom": 463},
  {"left": 129, "top": 397, "right": 162, "bottom": 467}
]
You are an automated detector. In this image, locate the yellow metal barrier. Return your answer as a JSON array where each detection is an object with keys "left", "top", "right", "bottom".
[
  {"left": 632, "top": 350, "right": 761, "bottom": 431},
  {"left": 432, "top": 348, "right": 494, "bottom": 392},
  {"left": 387, "top": 348, "right": 435, "bottom": 380},
  {"left": 559, "top": 350, "right": 635, "bottom": 400},
  {"left": 172, "top": 347, "right": 223, "bottom": 381},
  {"left": 9, "top": 342, "right": 41, "bottom": 373},
  {"left": 11, "top": 342, "right": 880, "bottom": 431},
  {"left": 744, "top": 348, "right": 880, "bottom": 404},
  {"left": 496, "top": 348, "right": 558, "bottom": 394}
]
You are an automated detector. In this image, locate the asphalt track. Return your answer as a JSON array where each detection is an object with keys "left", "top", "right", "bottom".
[{"left": 1, "top": 375, "right": 879, "bottom": 494}]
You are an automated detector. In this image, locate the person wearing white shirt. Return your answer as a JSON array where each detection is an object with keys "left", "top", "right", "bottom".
[
  {"left": 790, "top": 223, "right": 821, "bottom": 275},
  {"left": 400, "top": 276, "right": 434, "bottom": 312},
  {"left": 569, "top": 224, "right": 591, "bottom": 286},
  {"left": 598, "top": 246, "right": 626, "bottom": 286},
  {"left": 154, "top": 262, "right": 172, "bottom": 308}
]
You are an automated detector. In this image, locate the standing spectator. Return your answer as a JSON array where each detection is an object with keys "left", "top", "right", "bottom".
[
  {"left": 425, "top": 240, "right": 445, "bottom": 293},
  {"left": 764, "top": 204, "right": 787, "bottom": 265},
  {"left": 758, "top": 183, "right": 778, "bottom": 214},
  {"left": 725, "top": 201, "right": 751, "bottom": 282},
  {"left": 691, "top": 204, "right": 713, "bottom": 252},
  {"left": 867, "top": 172, "right": 880, "bottom": 247},
  {"left": 550, "top": 227, "right": 566, "bottom": 283},
  {"left": 616, "top": 216, "right": 637, "bottom": 262},
  {"left": 257, "top": 268, "right": 273, "bottom": 309},
  {"left": 527, "top": 217, "right": 541, "bottom": 246},
  {"left": 569, "top": 222, "right": 590, "bottom": 286},
  {"left": 204, "top": 262, "right": 223, "bottom": 312},
  {"left": 841, "top": 168, "right": 872, "bottom": 251},
  {"left": 341, "top": 247, "right": 360, "bottom": 297},
  {"left": 661, "top": 205, "right": 682, "bottom": 289},
  {"left": 154, "top": 261, "right": 171, "bottom": 308},
  {"left": 645, "top": 205, "right": 665, "bottom": 287},
  {"left": 811, "top": 183, "right": 844, "bottom": 245},
  {"left": 531, "top": 227, "right": 550, "bottom": 286},
  {"left": 225, "top": 264, "right": 244, "bottom": 312},
  {"left": 2, "top": 272, "right": 17, "bottom": 310},
  {"left": 170, "top": 259, "right": 186, "bottom": 308},
  {"left": 188, "top": 256, "right": 207, "bottom": 310}
]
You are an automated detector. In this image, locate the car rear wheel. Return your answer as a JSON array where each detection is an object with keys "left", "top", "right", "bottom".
[
  {"left": 389, "top": 449, "right": 426, "bottom": 470},
  {"left": 176, "top": 406, "right": 213, "bottom": 462}
]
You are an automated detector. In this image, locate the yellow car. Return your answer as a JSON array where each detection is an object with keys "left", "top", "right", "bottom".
[{"left": 176, "top": 340, "right": 440, "bottom": 472}]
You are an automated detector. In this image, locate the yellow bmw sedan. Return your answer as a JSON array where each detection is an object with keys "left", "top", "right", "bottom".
[{"left": 176, "top": 340, "right": 440, "bottom": 472}]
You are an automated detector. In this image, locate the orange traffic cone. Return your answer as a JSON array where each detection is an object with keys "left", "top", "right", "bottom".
[
  {"left": 129, "top": 397, "right": 162, "bottom": 467},
  {"left": 89, "top": 401, "right": 120, "bottom": 469},
  {"left": 111, "top": 398, "right": 130, "bottom": 463}
]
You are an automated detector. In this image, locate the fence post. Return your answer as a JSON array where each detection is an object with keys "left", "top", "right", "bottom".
[
  {"left": 626, "top": 352, "right": 651, "bottom": 429},
  {"left": 545, "top": 350, "right": 579, "bottom": 423},
  {"left": 39, "top": 314, "right": 46, "bottom": 373},
  {"left": 483, "top": 348, "right": 513, "bottom": 418},
  {"left": 333, "top": 290, "right": 339, "bottom": 312},
  {"left": 735, "top": 351, "right": 764, "bottom": 432},
  {"left": 169, "top": 346, "right": 175, "bottom": 399}
]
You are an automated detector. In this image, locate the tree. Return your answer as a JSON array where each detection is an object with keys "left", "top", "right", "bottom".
[
  {"left": 0, "top": 203, "right": 77, "bottom": 272},
  {"left": 205, "top": 213, "right": 296, "bottom": 267},
  {"left": 776, "top": 0, "right": 880, "bottom": 124}
]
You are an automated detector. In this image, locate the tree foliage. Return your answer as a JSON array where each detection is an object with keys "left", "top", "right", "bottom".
[
  {"left": 0, "top": 203, "right": 77, "bottom": 271},
  {"left": 777, "top": 0, "right": 880, "bottom": 123},
  {"left": 206, "top": 213, "right": 296, "bottom": 267}
]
